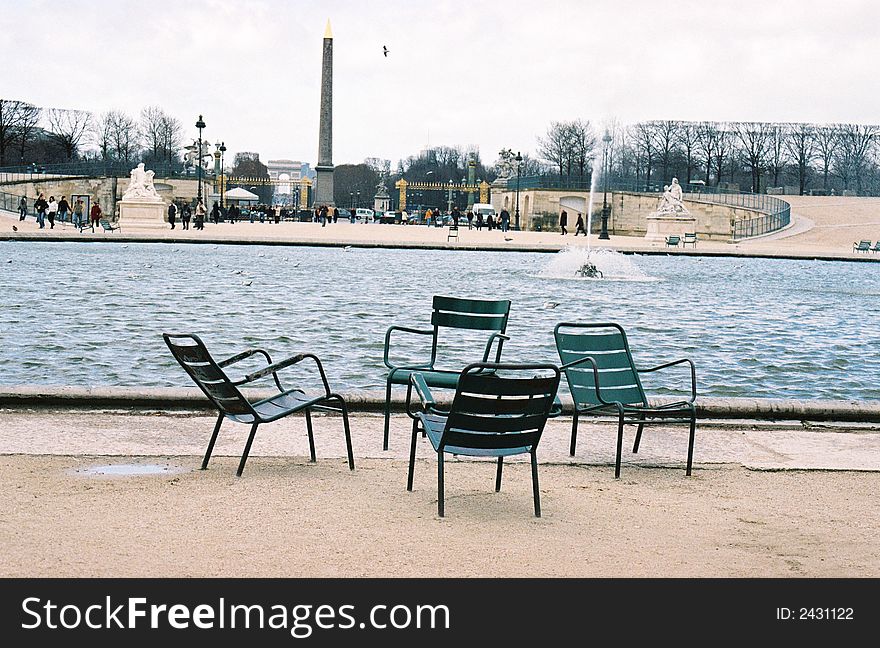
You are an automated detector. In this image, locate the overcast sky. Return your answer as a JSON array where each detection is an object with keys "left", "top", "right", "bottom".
[{"left": 3, "top": 0, "right": 878, "bottom": 168}]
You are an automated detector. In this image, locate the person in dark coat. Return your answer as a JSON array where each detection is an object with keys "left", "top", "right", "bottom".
[
  {"left": 181, "top": 203, "right": 192, "bottom": 230},
  {"left": 560, "top": 210, "right": 568, "bottom": 235},
  {"left": 167, "top": 201, "right": 177, "bottom": 229},
  {"left": 574, "top": 213, "right": 587, "bottom": 236}
]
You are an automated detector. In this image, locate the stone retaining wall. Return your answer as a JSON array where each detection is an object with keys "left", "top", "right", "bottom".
[{"left": 2, "top": 386, "right": 878, "bottom": 422}]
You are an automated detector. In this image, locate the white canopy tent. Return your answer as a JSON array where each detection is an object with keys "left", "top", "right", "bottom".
[{"left": 224, "top": 187, "right": 259, "bottom": 205}]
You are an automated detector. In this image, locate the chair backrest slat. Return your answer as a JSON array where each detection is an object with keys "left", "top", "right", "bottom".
[
  {"left": 430, "top": 295, "right": 510, "bottom": 333},
  {"left": 439, "top": 363, "right": 560, "bottom": 452},
  {"left": 555, "top": 323, "right": 647, "bottom": 407},
  {"left": 163, "top": 333, "right": 255, "bottom": 418}
]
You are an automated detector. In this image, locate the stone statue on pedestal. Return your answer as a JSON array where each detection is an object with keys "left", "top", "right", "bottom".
[
  {"left": 654, "top": 177, "right": 689, "bottom": 215},
  {"left": 122, "top": 163, "right": 162, "bottom": 202}
]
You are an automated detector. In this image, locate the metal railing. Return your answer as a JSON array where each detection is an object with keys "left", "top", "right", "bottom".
[
  {"left": 508, "top": 175, "right": 791, "bottom": 239},
  {"left": 0, "top": 160, "right": 190, "bottom": 182}
]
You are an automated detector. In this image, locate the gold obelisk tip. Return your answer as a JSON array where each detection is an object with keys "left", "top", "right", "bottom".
[{"left": 324, "top": 19, "right": 332, "bottom": 39}]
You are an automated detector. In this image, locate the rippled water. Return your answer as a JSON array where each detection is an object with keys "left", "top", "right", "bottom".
[{"left": 1, "top": 241, "right": 878, "bottom": 401}]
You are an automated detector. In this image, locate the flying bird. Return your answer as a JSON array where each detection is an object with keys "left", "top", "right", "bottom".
[{"left": 383, "top": 45, "right": 389, "bottom": 57}]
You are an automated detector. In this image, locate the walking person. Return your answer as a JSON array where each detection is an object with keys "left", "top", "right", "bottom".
[
  {"left": 181, "top": 203, "right": 192, "bottom": 230},
  {"left": 486, "top": 211, "right": 494, "bottom": 231},
  {"left": 574, "top": 213, "right": 587, "bottom": 236},
  {"left": 57, "top": 196, "right": 70, "bottom": 224},
  {"left": 194, "top": 199, "right": 206, "bottom": 230},
  {"left": 210, "top": 201, "right": 220, "bottom": 225},
  {"left": 500, "top": 208, "right": 510, "bottom": 232},
  {"left": 466, "top": 209, "right": 473, "bottom": 230},
  {"left": 90, "top": 199, "right": 102, "bottom": 228},
  {"left": 73, "top": 197, "right": 84, "bottom": 228},
  {"left": 320, "top": 204, "right": 329, "bottom": 227},
  {"left": 475, "top": 212, "right": 483, "bottom": 231},
  {"left": 333, "top": 206, "right": 339, "bottom": 223},
  {"left": 18, "top": 196, "right": 28, "bottom": 220},
  {"left": 34, "top": 193, "right": 48, "bottom": 228},
  {"left": 47, "top": 196, "right": 58, "bottom": 229},
  {"left": 560, "top": 209, "right": 568, "bottom": 235},
  {"left": 167, "top": 201, "right": 178, "bottom": 229}
]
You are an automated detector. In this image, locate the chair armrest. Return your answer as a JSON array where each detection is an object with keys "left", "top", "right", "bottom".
[
  {"left": 383, "top": 325, "right": 436, "bottom": 370},
  {"left": 637, "top": 358, "right": 697, "bottom": 402},
  {"left": 218, "top": 348, "right": 272, "bottom": 368},
  {"left": 243, "top": 353, "right": 332, "bottom": 397},
  {"left": 406, "top": 372, "right": 436, "bottom": 419},
  {"left": 559, "top": 355, "right": 617, "bottom": 406},
  {"left": 481, "top": 333, "right": 510, "bottom": 363}
]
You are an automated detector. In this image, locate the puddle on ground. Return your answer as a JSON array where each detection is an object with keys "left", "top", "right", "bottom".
[{"left": 72, "top": 463, "right": 188, "bottom": 477}]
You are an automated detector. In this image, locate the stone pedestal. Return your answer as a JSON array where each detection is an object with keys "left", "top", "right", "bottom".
[
  {"left": 644, "top": 213, "right": 697, "bottom": 241},
  {"left": 118, "top": 200, "right": 166, "bottom": 229}
]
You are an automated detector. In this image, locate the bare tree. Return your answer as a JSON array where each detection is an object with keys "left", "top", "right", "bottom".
[
  {"left": 538, "top": 121, "right": 571, "bottom": 179},
  {"left": 649, "top": 120, "right": 680, "bottom": 182},
  {"left": 159, "top": 114, "right": 183, "bottom": 163},
  {"left": 45, "top": 108, "right": 92, "bottom": 160},
  {"left": 766, "top": 124, "right": 788, "bottom": 189},
  {"left": 92, "top": 112, "right": 114, "bottom": 161},
  {"left": 569, "top": 119, "right": 597, "bottom": 179},
  {"left": 695, "top": 122, "right": 718, "bottom": 184},
  {"left": 0, "top": 99, "right": 28, "bottom": 165},
  {"left": 813, "top": 125, "right": 839, "bottom": 192},
  {"left": 16, "top": 102, "right": 41, "bottom": 165},
  {"left": 714, "top": 126, "right": 733, "bottom": 186},
  {"left": 140, "top": 106, "right": 164, "bottom": 160},
  {"left": 834, "top": 124, "right": 878, "bottom": 193},
  {"left": 631, "top": 122, "right": 656, "bottom": 190},
  {"left": 731, "top": 122, "right": 772, "bottom": 192},
  {"left": 679, "top": 122, "right": 700, "bottom": 184},
  {"left": 784, "top": 123, "right": 815, "bottom": 195}
]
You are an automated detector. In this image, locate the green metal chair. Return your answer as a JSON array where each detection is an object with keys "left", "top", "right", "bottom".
[
  {"left": 554, "top": 322, "right": 697, "bottom": 478},
  {"left": 872, "top": 241, "right": 880, "bottom": 253},
  {"left": 853, "top": 240, "right": 871, "bottom": 253},
  {"left": 406, "top": 362, "right": 561, "bottom": 517},
  {"left": 163, "top": 333, "right": 354, "bottom": 476},
  {"left": 382, "top": 295, "right": 511, "bottom": 450},
  {"left": 665, "top": 235, "right": 681, "bottom": 247}
]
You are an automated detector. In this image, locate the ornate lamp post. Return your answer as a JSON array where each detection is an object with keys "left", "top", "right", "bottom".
[
  {"left": 219, "top": 141, "right": 226, "bottom": 208},
  {"left": 195, "top": 114, "right": 206, "bottom": 205},
  {"left": 447, "top": 179, "right": 453, "bottom": 214},
  {"left": 598, "top": 130, "right": 612, "bottom": 240},
  {"left": 514, "top": 151, "right": 523, "bottom": 231}
]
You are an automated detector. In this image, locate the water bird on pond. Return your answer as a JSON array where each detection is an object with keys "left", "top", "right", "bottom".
[
  {"left": 543, "top": 301, "right": 560, "bottom": 309},
  {"left": 243, "top": 280, "right": 252, "bottom": 286},
  {"left": 343, "top": 245, "right": 352, "bottom": 250}
]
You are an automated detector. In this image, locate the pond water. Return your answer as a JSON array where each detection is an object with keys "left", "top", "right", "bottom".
[{"left": 1, "top": 241, "right": 878, "bottom": 401}]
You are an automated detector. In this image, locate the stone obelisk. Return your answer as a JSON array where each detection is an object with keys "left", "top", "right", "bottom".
[{"left": 315, "top": 19, "right": 335, "bottom": 207}]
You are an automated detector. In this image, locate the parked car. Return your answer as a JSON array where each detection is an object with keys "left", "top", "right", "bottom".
[
  {"left": 354, "top": 208, "right": 375, "bottom": 222},
  {"left": 378, "top": 210, "right": 399, "bottom": 224}
]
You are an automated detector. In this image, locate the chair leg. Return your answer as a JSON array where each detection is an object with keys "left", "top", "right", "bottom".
[
  {"left": 407, "top": 418, "right": 419, "bottom": 491},
  {"left": 437, "top": 451, "right": 445, "bottom": 517},
  {"left": 495, "top": 456, "right": 504, "bottom": 492},
  {"left": 237, "top": 422, "right": 260, "bottom": 477},
  {"left": 201, "top": 413, "right": 224, "bottom": 470},
  {"left": 383, "top": 379, "right": 393, "bottom": 451},
  {"left": 569, "top": 410, "right": 579, "bottom": 456},
  {"left": 633, "top": 419, "right": 645, "bottom": 453},
  {"left": 304, "top": 409, "right": 316, "bottom": 462},
  {"left": 686, "top": 410, "right": 696, "bottom": 477},
  {"left": 615, "top": 407, "right": 625, "bottom": 479},
  {"left": 531, "top": 450, "right": 541, "bottom": 518},
  {"left": 337, "top": 396, "right": 355, "bottom": 471}
]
